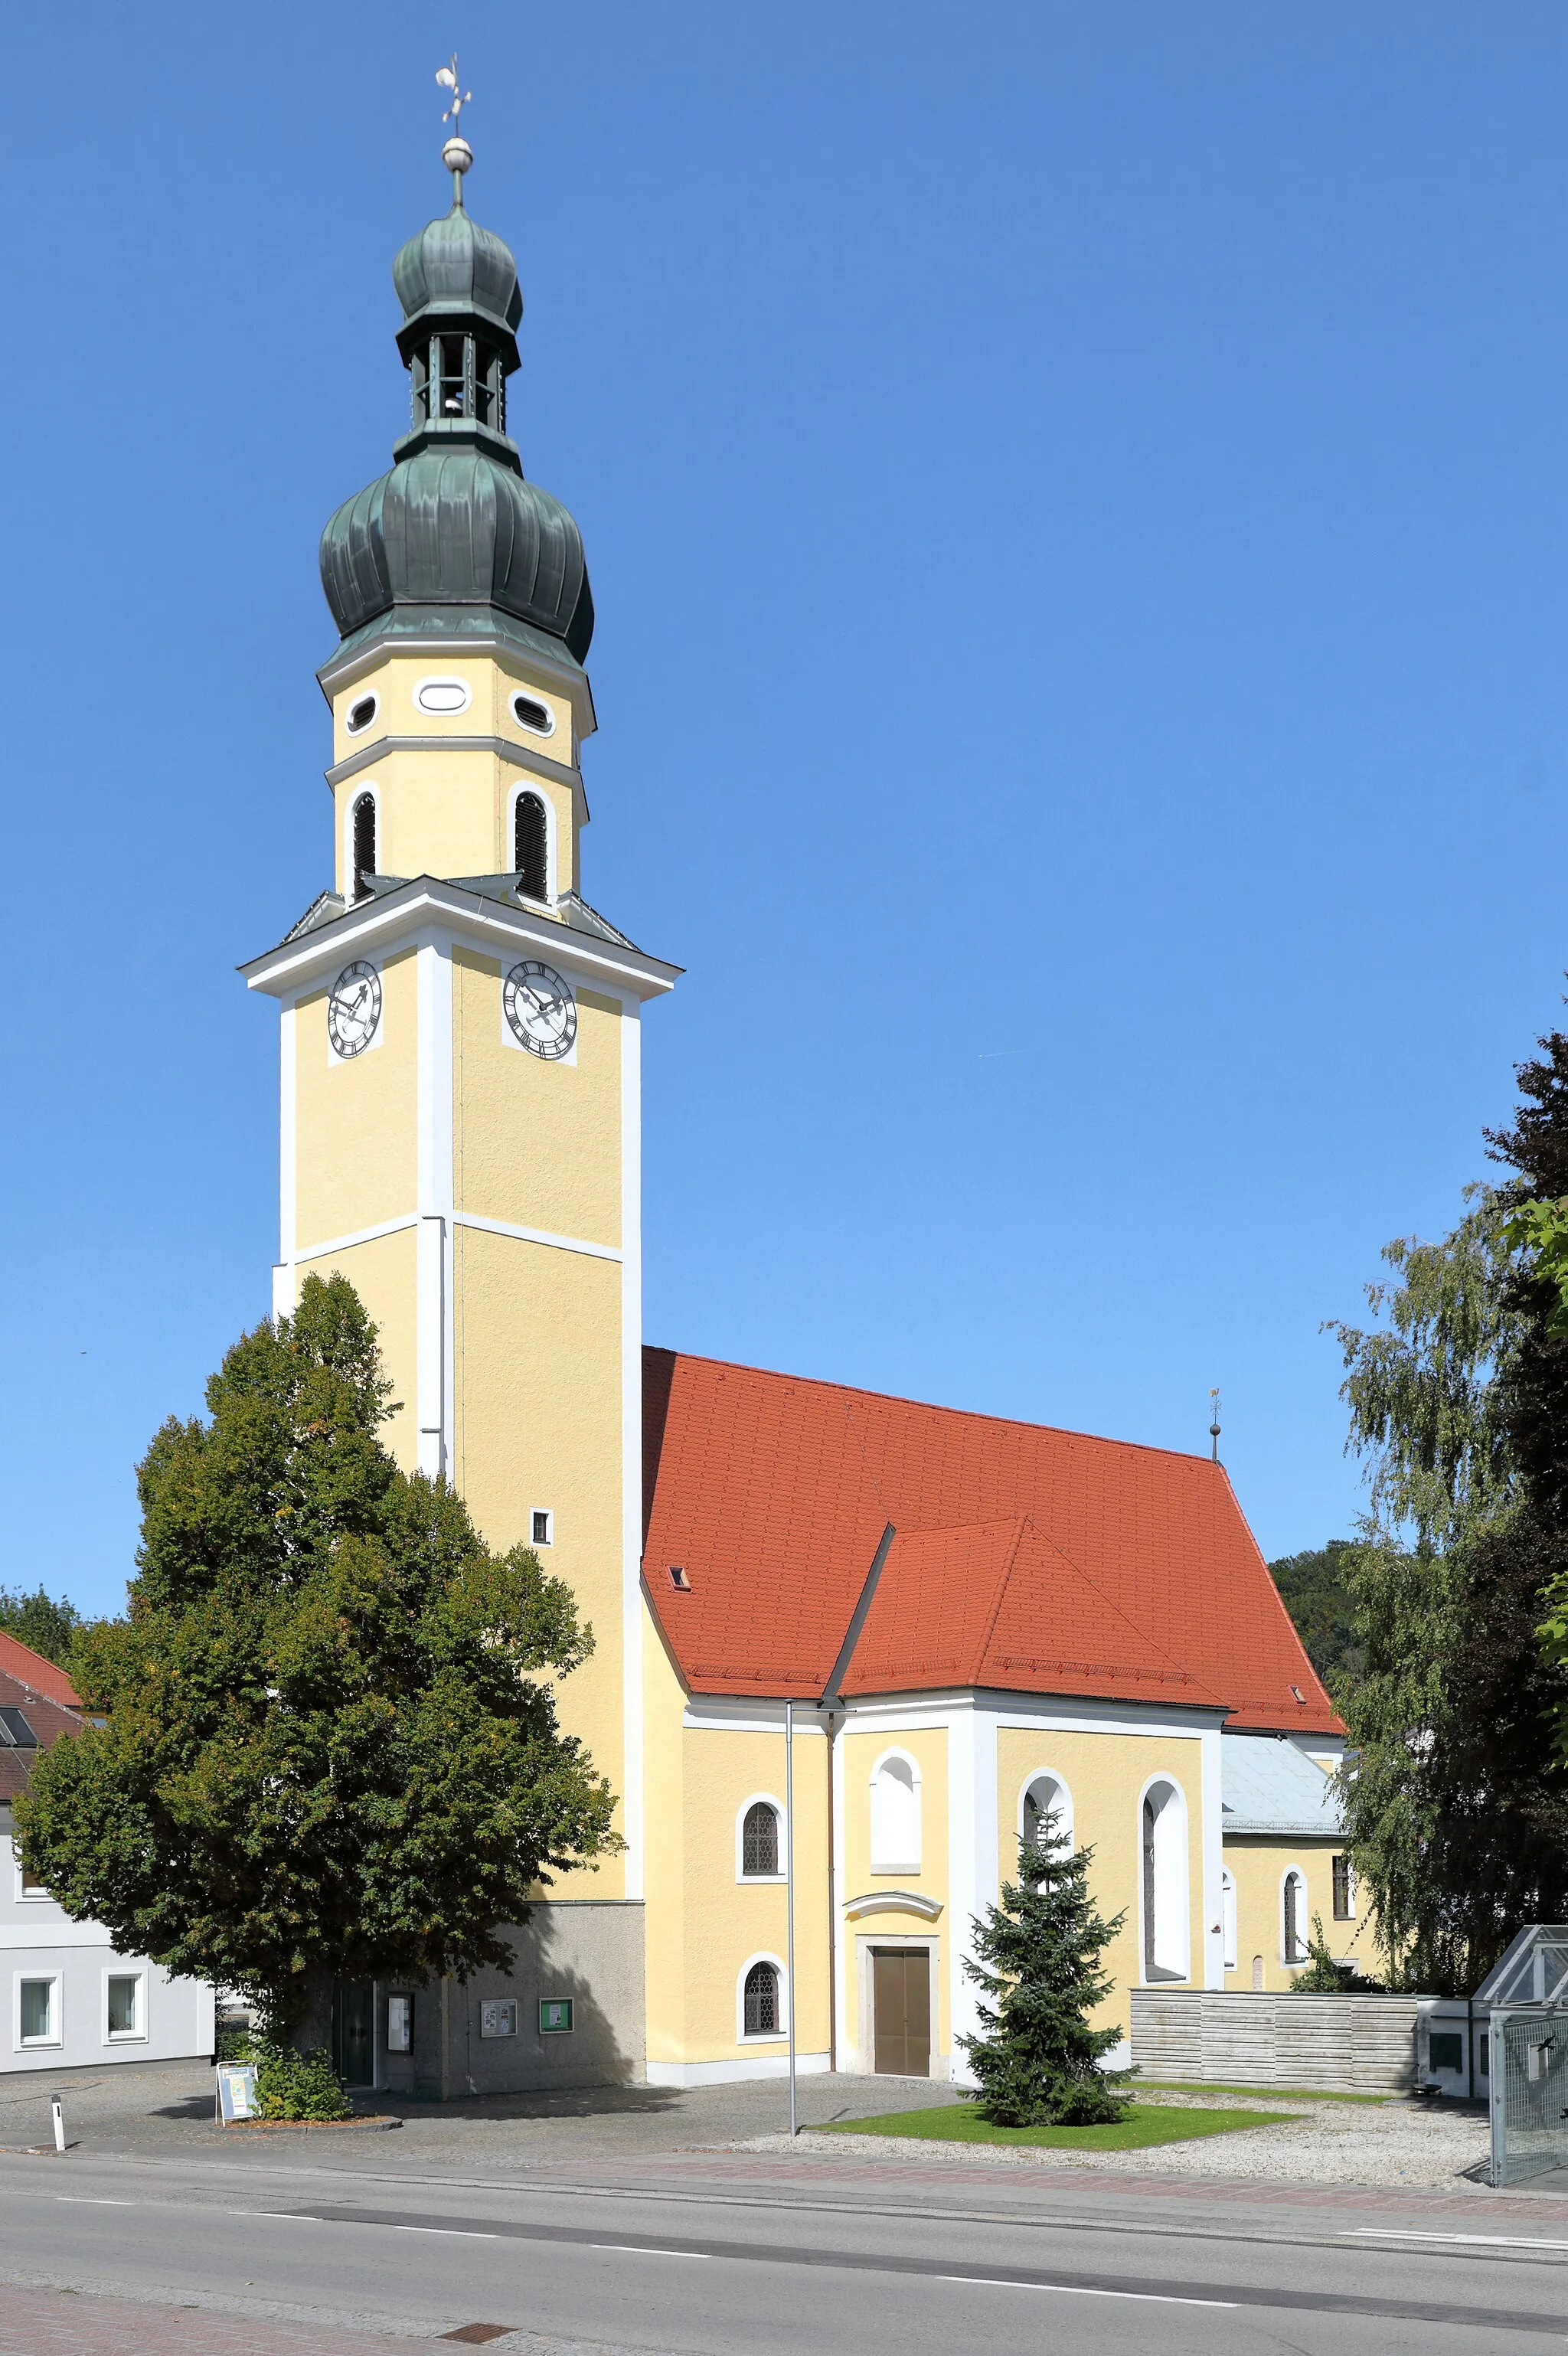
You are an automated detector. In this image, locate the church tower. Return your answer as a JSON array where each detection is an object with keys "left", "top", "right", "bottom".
[{"left": 243, "top": 131, "right": 678, "bottom": 1959}]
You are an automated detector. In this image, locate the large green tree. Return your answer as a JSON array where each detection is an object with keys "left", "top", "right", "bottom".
[
  {"left": 1267, "top": 1541, "right": 1362, "bottom": 1688},
  {"left": 0, "top": 1585, "right": 84, "bottom": 1669},
  {"left": 13, "top": 1276, "right": 617, "bottom": 2051}
]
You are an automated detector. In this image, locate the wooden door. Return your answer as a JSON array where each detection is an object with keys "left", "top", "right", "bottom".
[
  {"left": 332, "top": 1980, "right": 374, "bottom": 2085},
  {"left": 872, "top": 1948, "right": 931, "bottom": 2077}
]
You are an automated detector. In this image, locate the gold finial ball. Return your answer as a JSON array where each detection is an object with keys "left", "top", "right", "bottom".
[{"left": 443, "top": 136, "right": 473, "bottom": 175}]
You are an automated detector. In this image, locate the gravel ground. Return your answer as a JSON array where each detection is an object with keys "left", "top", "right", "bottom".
[{"left": 737, "top": 2094, "right": 1494, "bottom": 2189}]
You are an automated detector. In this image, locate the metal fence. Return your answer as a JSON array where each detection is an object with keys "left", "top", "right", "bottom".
[{"left": 1490, "top": 2005, "right": 1568, "bottom": 2187}]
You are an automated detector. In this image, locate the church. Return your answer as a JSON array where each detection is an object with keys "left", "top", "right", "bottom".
[{"left": 241, "top": 129, "right": 1364, "bottom": 2096}]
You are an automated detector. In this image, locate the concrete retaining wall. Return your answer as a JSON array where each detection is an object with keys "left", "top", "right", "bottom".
[{"left": 1131, "top": 1988, "right": 1429, "bottom": 2092}]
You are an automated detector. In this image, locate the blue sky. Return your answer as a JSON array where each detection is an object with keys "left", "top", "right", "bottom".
[{"left": 4, "top": 4, "right": 1566, "bottom": 1615}]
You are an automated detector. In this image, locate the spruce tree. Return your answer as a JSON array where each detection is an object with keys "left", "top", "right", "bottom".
[
  {"left": 959, "top": 1812, "right": 1131, "bottom": 2127},
  {"left": 13, "top": 1275, "right": 618, "bottom": 2054}
]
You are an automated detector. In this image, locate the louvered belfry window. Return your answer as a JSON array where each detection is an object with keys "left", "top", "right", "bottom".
[
  {"left": 742, "top": 1802, "right": 779, "bottom": 1877},
  {"left": 351, "top": 793, "right": 377, "bottom": 902},
  {"left": 743, "top": 1960, "right": 779, "bottom": 2035},
  {"left": 514, "top": 791, "right": 549, "bottom": 900}
]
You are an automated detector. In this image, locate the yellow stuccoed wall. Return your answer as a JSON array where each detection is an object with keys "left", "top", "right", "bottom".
[
  {"left": 279, "top": 1226, "right": 420, "bottom": 1477},
  {"left": 452, "top": 949, "right": 621, "bottom": 1246},
  {"left": 1223, "top": 1839, "right": 1377, "bottom": 1990},
  {"left": 293, "top": 949, "right": 418, "bottom": 1247},
  {"left": 995, "top": 1726, "right": 1210, "bottom": 2030},
  {"left": 840, "top": 1726, "right": 950, "bottom": 2062}
]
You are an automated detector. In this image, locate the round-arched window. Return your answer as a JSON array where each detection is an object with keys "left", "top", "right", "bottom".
[
  {"left": 743, "top": 1959, "right": 779, "bottom": 2036},
  {"left": 742, "top": 1802, "right": 779, "bottom": 1877},
  {"left": 351, "top": 793, "right": 377, "bottom": 904},
  {"left": 1021, "top": 1774, "right": 1070, "bottom": 1853},
  {"left": 1282, "top": 1869, "right": 1307, "bottom": 1965},
  {"left": 514, "top": 790, "right": 549, "bottom": 901}
]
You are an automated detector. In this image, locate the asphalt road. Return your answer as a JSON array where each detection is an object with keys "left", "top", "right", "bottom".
[{"left": 4, "top": 2143, "right": 1568, "bottom": 2354}]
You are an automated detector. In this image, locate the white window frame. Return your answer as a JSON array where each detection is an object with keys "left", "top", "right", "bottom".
[
  {"left": 869, "top": 1747, "right": 922, "bottom": 1875},
  {"left": 1221, "top": 1867, "right": 1238, "bottom": 1971},
  {"left": 1137, "top": 1774, "right": 1191, "bottom": 1985},
  {"left": 103, "top": 1966, "right": 147, "bottom": 2045},
  {"left": 1280, "top": 1867, "right": 1308, "bottom": 1966},
  {"left": 530, "top": 1508, "right": 554, "bottom": 1548},
  {"left": 508, "top": 782, "right": 557, "bottom": 905},
  {"left": 342, "top": 781, "right": 381, "bottom": 904},
  {"left": 737, "top": 1951, "right": 789, "bottom": 2044},
  {"left": 511, "top": 689, "right": 557, "bottom": 740},
  {"left": 11, "top": 1838, "right": 48, "bottom": 1902},
  {"left": 412, "top": 673, "right": 472, "bottom": 717},
  {"left": 1018, "top": 1769, "right": 1074, "bottom": 1852},
  {"left": 344, "top": 689, "right": 379, "bottom": 737},
  {"left": 735, "top": 1792, "right": 786, "bottom": 1884},
  {"left": 15, "top": 1970, "right": 62, "bottom": 2050}
]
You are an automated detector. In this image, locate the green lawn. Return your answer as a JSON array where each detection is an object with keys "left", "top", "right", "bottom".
[
  {"left": 1137, "top": 2080, "right": 1387, "bottom": 2106},
  {"left": 808, "top": 2100, "right": 1292, "bottom": 2152}
]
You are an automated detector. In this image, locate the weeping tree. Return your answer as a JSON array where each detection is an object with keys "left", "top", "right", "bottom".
[
  {"left": 12, "top": 1276, "right": 617, "bottom": 2055},
  {"left": 1329, "top": 1111, "right": 1568, "bottom": 1991},
  {"left": 959, "top": 1812, "right": 1131, "bottom": 2126}
]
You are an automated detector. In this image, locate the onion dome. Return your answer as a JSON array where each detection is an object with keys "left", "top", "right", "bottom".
[{"left": 319, "top": 154, "right": 593, "bottom": 667}]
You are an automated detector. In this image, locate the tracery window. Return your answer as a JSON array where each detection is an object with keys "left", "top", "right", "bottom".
[
  {"left": 741, "top": 1802, "right": 779, "bottom": 1878},
  {"left": 743, "top": 1959, "right": 779, "bottom": 2037}
]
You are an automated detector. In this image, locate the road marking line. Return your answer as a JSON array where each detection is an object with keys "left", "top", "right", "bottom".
[
  {"left": 55, "top": 2198, "right": 135, "bottom": 2206},
  {"left": 939, "top": 2276, "right": 1236, "bottom": 2308},
  {"left": 590, "top": 2245, "right": 714, "bottom": 2260},
  {"left": 389, "top": 2226, "right": 501, "bottom": 2240},
  {"left": 1346, "top": 2230, "right": 1568, "bottom": 2252},
  {"left": 227, "top": 2211, "right": 307, "bottom": 2220}
]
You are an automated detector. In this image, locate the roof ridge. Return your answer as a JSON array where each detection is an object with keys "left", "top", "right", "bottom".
[
  {"left": 970, "top": 1514, "right": 1029, "bottom": 1671},
  {"left": 643, "top": 1346, "right": 1223, "bottom": 1469},
  {"left": 1003, "top": 1521, "right": 1228, "bottom": 1708}
]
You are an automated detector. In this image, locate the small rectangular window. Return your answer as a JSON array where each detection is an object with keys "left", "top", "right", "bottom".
[
  {"left": 479, "top": 1999, "right": 518, "bottom": 2039},
  {"left": 387, "top": 1993, "right": 413, "bottom": 2054},
  {"left": 1429, "top": 2031, "right": 1464, "bottom": 2074},
  {"left": 531, "top": 1509, "right": 552, "bottom": 1547},
  {"left": 19, "top": 1978, "right": 57, "bottom": 2044},
  {"left": 1332, "top": 1854, "right": 1354, "bottom": 1920},
  {"left": 106, "top": 1975, "right": 142, "bottom": 2039},
  {"left": 1480, "top": 2031, "right": 1490, "bottom": 2077},
  {"left": 17, "top": 1846, "right": 46, "bottom": 1897}
]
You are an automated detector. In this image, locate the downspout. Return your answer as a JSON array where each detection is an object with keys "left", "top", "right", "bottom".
[{"left": 819, "top": 1521, "right": 897, "bottom": 2079}]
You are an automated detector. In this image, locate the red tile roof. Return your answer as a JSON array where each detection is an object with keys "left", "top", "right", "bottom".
[
  {"left": 0, "top": 1664, "right": 83, "bottom": 1805},
  {"left": 0, "top": 1631, "right": 80, "bottom": 1710},
  {"left": 642, "top": 1349, "right": 1340, "bottom": 1734}
]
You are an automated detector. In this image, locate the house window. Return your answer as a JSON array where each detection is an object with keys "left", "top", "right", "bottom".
[
  {"left": 1332, "top": 1854, "right": 1355, "bottom": 1920},
  {"left": 1282, "top": 1870, "right": 1307, "bottom": 1965},
  {"left": 870, "top": 1754, "right": 920, "bottom": 1873},
  {"left": 743, "top": 1960, "right": 780, "bottom": 2037},
  {"left": 1021, "top": 1773, "right": 1071, "bottom": 1853},
  {"left": 18, "top": 1976, "right": 58, "bottom": 2046},
  {"left": 531, "top": 1509, "right": 553, "bottom": 1547},
  {"left": 1429, "top": 2031, "right": 1464, "bottom": 2074},
  {"left": 514, "top": 790, "right": 549, "bottom": 900},
  {"left": 742, "top": 1802, "right": 779, "bottom": 1877},
  {"left": 106, "top": 1974, "right": 143, "bottom": 2040},
  {"left": 351, "top": 793, "right": 377, "bottom": 902}
]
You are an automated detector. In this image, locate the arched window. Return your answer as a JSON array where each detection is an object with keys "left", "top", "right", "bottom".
[
  {"left": 1021, "top": 1773, "right": 1072, "bottom": 1854},
  {"left": 743, "top": 1959, "right": 779, "bottom": 2037},
  {"left": 351, "top": 793, "right": 377, "bottom": 903},
  {"left": 514, "top": 791, "right": 549, "bottom": 900},
  {"left": 1221, "top": 1868, "right": 1237, "bottom": 1970},
  {"left": 742, "top": 1802, "right": 779, "bottom": 1877},
  {"left": 1282, "top": 1869, "right": 1307, "bottom": 1965},
  {"left": 1140, "top": 1779, "right": 1189, "bottom": 1982},
  {"left": 870, "top": 1753, "right": 920, "bottom": 1873}
]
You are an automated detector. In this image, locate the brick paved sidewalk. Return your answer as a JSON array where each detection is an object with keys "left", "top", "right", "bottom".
[{"left": 0, "top": 2285, "right": 643, "bottom": 2356}]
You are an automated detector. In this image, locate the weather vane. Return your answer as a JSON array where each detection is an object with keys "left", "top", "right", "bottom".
[
  {"left": 436, "top": 57, "right": 475, "bottom": 197},
  {"left": 1209, "top": 1387, "right": 1222, "bottom": 1464}
]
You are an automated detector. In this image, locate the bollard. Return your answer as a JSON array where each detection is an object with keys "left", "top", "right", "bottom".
[{"left": 50, "top": 2095, "right": 65, "bottom": 2155}]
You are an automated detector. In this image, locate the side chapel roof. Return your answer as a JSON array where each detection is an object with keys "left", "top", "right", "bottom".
[{"left": 642, "top": 1348, "right": 1340, "bottom": 1735}]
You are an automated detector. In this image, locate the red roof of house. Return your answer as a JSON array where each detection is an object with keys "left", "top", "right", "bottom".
[
  {"left": 0, "top": 1664, "right": 83, "bottom": 1805},
  {"left": 642, "top": 1349, "right": 1340, "bottom": 1734},
  {"left": 0, "top": 1631, "right": 80, "bottom": 1711}
]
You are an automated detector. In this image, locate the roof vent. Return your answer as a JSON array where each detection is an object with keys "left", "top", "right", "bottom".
[
  {"left": 0, "top": 1706, "right": 38, "bottom": 1747},
  {"left": 668, "top": 1566, "right": 691, "bottom": 1591}
]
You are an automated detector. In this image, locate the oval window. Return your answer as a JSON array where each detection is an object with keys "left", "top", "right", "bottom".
[
  {"left": 345, "top": 693, "right": 377, "bottom": 735},
  {"left": 512, "top": 692, "right": 554, "bottom": 737},
  {"left": 414, "top": 677, "right": 471, "bottom": 716}
]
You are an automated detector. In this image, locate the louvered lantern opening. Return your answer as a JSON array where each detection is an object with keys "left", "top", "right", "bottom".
[
  {"left": 742, "top": 1802, "right": 779, "bottom": 1877},
  {"left": 351, "top": 793, "right": 377, "bottom": 903},
  {"left": 514, "top": 791, "right": 549, "bottom": 900}
]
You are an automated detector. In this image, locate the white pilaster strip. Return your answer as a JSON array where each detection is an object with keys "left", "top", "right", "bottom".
[
  {"left": 1200, "top": 1720, "right": 1226, "bottom": 1988},
  {"left": 619, "top": 996, "right": 645, "bottom": 1900},
  {"left": 416, "top": 935, "right": 455, "bottom": 1479},
  {"left": 273, "top": 997, "right": 298, "bottom": 1320},
  {"left": 946, "top": 1698, "right": 995, "bottom": 2086}
]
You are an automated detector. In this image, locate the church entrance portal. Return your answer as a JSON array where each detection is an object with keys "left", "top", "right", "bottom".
[{"left": 871, "top": 1947, "right": 930, "bottom": 2076}]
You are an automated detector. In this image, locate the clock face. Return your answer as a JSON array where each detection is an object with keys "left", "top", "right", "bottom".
[
  {"left": 328, "top": 960, "right": 382, "bottom": 1058},
  {"left": 504, "top": 960, "right": 577, "bottom": 1060}
]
